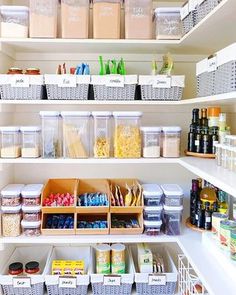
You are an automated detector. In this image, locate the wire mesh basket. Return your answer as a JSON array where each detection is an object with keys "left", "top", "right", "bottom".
[
  {"left": 196, "top": 58, "right": 216, "bottom": 97},
  {"left": 215, "top": 61, "right": 236, "bottom": 94},
  {"left": 196, "top": 0, "right": 220, "bottom": 24}
]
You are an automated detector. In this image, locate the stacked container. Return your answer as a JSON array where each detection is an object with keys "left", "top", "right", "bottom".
[
  {"left": 0, "top": 127, "right": 21, "bottom": 158},
  {"left": 141, "top": 127, "right": 161, "bottom": 158},
  {"left": 21, "top": 126, "right": 41, "bottom": 158},
  {"left": 162, "top": 184, "right": 184, "bottom": 235},
  {"left": 162, "top": 127, "right": 182, "bottom": 158},
  {"left": 142, "top": 184, "right": 163, "bottom": 236}
]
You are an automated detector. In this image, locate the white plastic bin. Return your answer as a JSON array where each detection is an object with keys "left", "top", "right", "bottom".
[
  {"left": 45, "top": 246, "right": 91, "bottom": 295},
  {"left": 161, "top": 184, "right": 184, "bottom": 207},
  {"left": 0, "top": 127, "right": 21, "bottom": 158},
  {"left": 21, "top": 184, "right": 43, "bottom": 206},
  {"left": 162, "top": 127, "right": 182, "bottom": 158},
  {"left": 0, "top": 246, "right": 52, "bottom": 295},
  {"left": 0, "top": 6, "right": 29, "bottom": 38},
  {"left": 1, "top": 184, "right": 25, "bottom": 207},
  {"left": 21, "top": 126, "right": 41, "bottom": 158},
  {"left": 142, "top": 184, "right": 163, "bottom": 206},
  {"left": 141, "top": 127, "right": 161, "bottom": 158},
  {"left": 61, "top": 111, "right": 91, "bottom": 158},
  {"left": 125, "top": 0, "right": 153, "bottom": 39}
]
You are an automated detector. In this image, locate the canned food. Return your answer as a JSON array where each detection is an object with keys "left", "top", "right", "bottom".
[
  {"left": 111, "top": 244, "right": 125, "bottom": 274},
  {"left": 220, "top": 220, "right": 236, "bottom": 250},
  {"left": 96, "top": 244, "right": 110, "bottom": 274}
]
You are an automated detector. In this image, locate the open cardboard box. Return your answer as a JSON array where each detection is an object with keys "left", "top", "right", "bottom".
[
  {"left": 76, "top": 213, "right": 110, "bottom": 235},
  {"left": 110, "top": 213, "right": 144, "bottom": 235}
]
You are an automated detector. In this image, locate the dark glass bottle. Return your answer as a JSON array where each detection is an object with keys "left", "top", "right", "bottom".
[
  {"left": 188, "top": 124, "right": 196, "bottom": 152},
  {"left": 200, "top": 108, "right": 208, "bottom": 127},
  {"left": 192, "top": 108, "right": 200, "bottom": 127},
  {"left": 195, "top": 126, "right": 202, "bottom": 153},
  {"left": 204, "top": 202, "right": 212, "bottom": 230},
  {"left": 211, "top": 126, "right": 219, "bottom": 154},
  {"left": 201, "top": 127, "right": 211, "bottom": 154},
  {"left": 190, "top": 179, "right": 199, "bottom": 225},
  {"left": 195, "top": 201, "right": 204, "bottom": 228}
]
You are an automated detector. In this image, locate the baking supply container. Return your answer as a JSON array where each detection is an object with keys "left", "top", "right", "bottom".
[
  {"left": 161, "top": 184, "right": 184, "bottom": 207},
  {"left": 0, "top": 127, "right": 21, "bottom": 158},
  {"left": 162, "top": 127, "right": 182, "bottom": 158},
  {"left": 141, "top": 127, "right": 161, "bottom": 158},
  {"left": 21, "top": 126, "right": 41, "bottom": 158}
]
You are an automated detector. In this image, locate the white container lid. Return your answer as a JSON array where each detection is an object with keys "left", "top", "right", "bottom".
[
  {"left": 61, "top": 111, "right": 91, "bottom": 117},
  {"left": 20, "top": 126, "right": 41, "bottom": 132},
  {"left": 1, "top": 205, "right": 21, "bottom": 213},
  {"left": 144, "top": 220, "right": 162, "bottom": 227},
  {"left": 141, "top": 127, "right": 162, "bottom": 133},
  {"left": 0, "top": 126, "right": 20, "bottom": 132},
  {"left": 92, "top": 111, "right": 112, "bottom": 117},
  {"left": 161, "top": 184, "right": 184, "bottom": 196},
  {"left": 155, "top": 7, "right": 181, "bottom": 13},
  {"left": 164, "top": 205, "right": 183, "bottom": 211},
  {"left": 22, "top": 205, "right": 41, "bottom": 213},
  {"left": 96, "top": 244, "right": 111, "bottom": 252},
  {"left": 1, "top": 184, "right": 25, "bottom": 197},
  {"left": 144, "top": 206, "right": 163, "bottom": 212},
  {"left": 162, "top": 126, "right": 182, "bottom": 132},
  {"left": 113, "top": 111, "right": 143, "bottom": 118},
  {"left": 21, "top": 184, "right": 44, "bottom": 197},
  {"left": 39, "top": 111, "right": 60, "bottom": 117},
  {"left": 111, "top": 244, "right": 126, "bottom": 252},
  {"left": 142, "top": 184, "right": 163, "bottom": 197},
  {"left": 0, "top": 5, "right": 29, "bottom": 12},
  {"left": 21, "top": 220, "right": 41, "bottom": 228}
]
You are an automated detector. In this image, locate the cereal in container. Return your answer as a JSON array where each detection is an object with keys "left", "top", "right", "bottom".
[
  {"left": 0, "top": 127, "right": 21, "bottom": 158},
  {"left": 2, "top": 206, "right": 21, "bottom": 237}
]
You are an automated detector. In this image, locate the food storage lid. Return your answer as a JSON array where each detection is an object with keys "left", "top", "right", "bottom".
[
  {"left": 61, "top": 111, "right": 91, "bottom": 117},
  {"left": 161, "top": 184, "right": 184, "bottom": 196},
  {"left": 164, "top": 205, "right": 183, "bottom": 211},
  {"left": 113, "top": 111, "right": 143, "bottom": 118},
  {"left": 20, "top": 126, "right": 41, "bottom": 132},
  {"left": 1, "top": 205, "right": 21, "bottom": 213},
  {"left": 1, "top": 184, "right": 25, "bottom": 197},
  {"left": 22, "top": 205, "right": 41, "bottom": 213},
  {"left": 39, "top": 111, "right": 60, "bottom": 117},
  {"left": 144, "top": 220, "right": 162, "bottom": 227},
  {"left": 142, "top": 184, "right": 163, "bottom": 197},
  {"left": 96, "top": 244, "right": 111, "bottom": 252},
  {"left": 162, "top": 126, "right": 182, "bottom": 132},
  {"left": 144, "top": 205, "right": 163, "bottom": 212},
  {"left": 21, "top": 220, "right": 41, "bottom": 228},
  {"left": 0, "top": 126, "right": 20, "bottom": 132},
  {"left": 141, "top": 127, "right": 162, "bottom": 133},
  {"left": 21, "top": 184, "right": 44, "bottom": 197},
  {"left": 0, "top": 5, "right": 29, "bottom": 12},
  {"left": 92, "top": 112, "right": 112, "bottom": 117},
  {"left": 155, "top": 7, "right": 181, "bottom": 14}
]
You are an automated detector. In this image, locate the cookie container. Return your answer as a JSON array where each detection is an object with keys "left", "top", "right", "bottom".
[
  {"left": 1, "top": 184, "right": 25, "bottom": 207},
  {"left": 21, "top": 184, "right": 43, "bottom": 206},
  {"left": 143, "top": 206, "right": 163, "bottom": 221},
  {"left": 161, "top": 184, "right": 184, "bottom": 207},
  {"left": 142, "top": 184, "right": 163, "bottom": 206}
]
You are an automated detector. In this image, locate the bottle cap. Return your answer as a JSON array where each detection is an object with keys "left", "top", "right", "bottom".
[{"left": 208, "top": 107, "right": 221, "bottom": 117}]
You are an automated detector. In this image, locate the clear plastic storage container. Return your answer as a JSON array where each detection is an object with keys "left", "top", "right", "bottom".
[
  {"left": 2, "top": 206, "right": 21, "bottom": 237},
  {"left": 93, "top": 0, "right": 121, "bottom": 39},
  {"left": 61, "top": 0, "right": 90, "bottom": 39},
  {"left": 40, "top": 111, "right": 61, "bottom": 159},
  {"left": 141, "top": 127, "right": 161, "bottom": 158},
  {"left": 29, "top": 0, "right": 58, "bottom": 38},
  {"left": 162, "top": 126, "right": 181, "bottom": 158},
  {"left": 21, "top": 184, "right": 43, "bottom": 206},
  {"left": 143, "top": 206, "right": 163, "bottom": 221},
  {"left": 163, "top": 205, "right": 183, "bottom": 235},
  {"left": 155, "top": 7, "right": 182, "bottom": 40},
  {"left": 1, "top": 184, "right": 25, "bottom": 207},
  {"left": 22, "top": 206, "right": 41, "bottom": 221},
  {"left": 92, "top": 112, "right": 112, "bottom": 158},
  {"left": 161, "top": 184, "right": 184, "bottom": 207},
  {"left": 142, "top": 184, "right": 163, "bottom": 206},
  {"left": 21, "top": 126, "right": 41, "bottom": 158},
  {"left": 0, "top": 127, "right": 21, "bottom": 158},
  {"left": 143, "top": 220, "right": 162, "bottom": 236},
  {"left": 61, "top": 111, "right": 91, "bottom": 158},
  {"left": 21, "top": 220, "right": 41, "bottom": 236},
  {"left": 0, "top": 6, "right": 29, "bottom": 38},
  {"left": 113, "top": 112, "right": 142, "bottom": 158},
  {"left": 125, "top": 0, "right": 153, "bottom": 39}
]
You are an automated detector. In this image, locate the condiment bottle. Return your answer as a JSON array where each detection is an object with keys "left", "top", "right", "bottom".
[
  {"left": 204, "top": 201, "right": 212, "bottom": 230},
  {"left": 9, "top": 262, "right": 23, "bottom": 275},
  {"left": 192, "top": 108, "right": 200, "bottom": 127},
  {"left": 211, "top": 126, "right": 219, "bottom": 154},
  {"left": 200, "top": 108, "right": 208, "bottom": 128},
  {"left": 188, "top": 124, "right": 196, "bottom": 152},
  {"left": 25, "top": 261, "right": 40, "bottom": 275},
  {"left": 25, "top": 68, "right": 41, "bottom": 75},
  {"left": 7, "top": 67, "right": 23, "bottom": 75},
  {"left": 195, "top": 126, "right": 202, "bottom": 153},
  {"left": 201, "top": 127, "right": 211, "bottom": 154},
  {"left": 195, "top": 201, "right": 204, "bottom": 228},
  {"left": 208, "top": 107, "right": 221, "bottom": 128},
  {"left": 190, "top": 179, "right": 199, "bottom": 225},
  {"left": 218, "top": 190, "right": 228, "bottom": 215}
]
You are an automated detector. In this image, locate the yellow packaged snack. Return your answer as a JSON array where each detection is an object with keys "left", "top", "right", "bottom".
[{"left": 52, "top": 260, "right": 65, "bottom": 275}]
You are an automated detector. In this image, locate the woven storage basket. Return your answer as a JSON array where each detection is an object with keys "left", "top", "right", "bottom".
[
  {"left": 0, "top": 75, "right": 45, "bottom": 100},
  {"left": 139, "top": 75, "right": 185, "bottom": 101},
  {"left": 181, "top": 1, "right": 197, "bottom": 35},
  {"left": 196, "top": 0, "right": 220, "bottom": 24},
  {"left": 45, "top": 246, "right": 91, "bottom": 295},
  {"left": 91, "top": 246, "right": 134, "bottom": 295},
  {"left": 0, "top": 246, "right": 52, "bottom": 295},
  {"left": 196, "top": 57, "right": 216, "bottom": 97},
  {"left": 91, "top": 75, "right": 137, "bottom": 100},
  {"left": 130, "top": 245, "right": 178, "bottom": 295},
  {"left": 45, "top": 75, "right": 90, "bottom": 100},
  {"left": 215, "top": 43, "right": 236, "bottom": 94}
]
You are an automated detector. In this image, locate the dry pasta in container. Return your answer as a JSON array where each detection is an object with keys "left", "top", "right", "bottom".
[
  {"left": 0, "top": 127, "right": 21, "bottom": 158},
  {"left": 1, "top": 206, "right": 22, "bottom": 237},
  {"left": 1, "top": 184, "right": 25, "bottom": 207},
  {"left": 21, "top": 126, "right": 41, "bottom": 158},
  {"left": 21, "top": 184, "right": 43, "bottom": 206}
]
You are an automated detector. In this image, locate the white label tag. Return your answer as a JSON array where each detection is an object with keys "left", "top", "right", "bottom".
[
  {"left": 11, "top": 75, "right": 30, "bottom": 88},
  {"left": 180, "top": 3, "right": 189, "bottom": 20},
  {"left": 59, "top": 277, "right": 77, "bottom": 289},
  {"left": 13, "top": 277, "right": 31, "bottom": 288},
  {"left": 206, "top": 217, "right": 211, "bottom": 222},
  {"left": 58, "top": 75, "right": 77, "bottom": 88},
  {"left": 195, "top": 140, "right": 200, "bottom": 146},
  {"left": 106, "top": 75, "right": 125, "bottom": 88},
  {"left": 148, "top": 275, "right": 166, "bottom": 286},
  {"left": 153, "top": 76, "right": 171, "bottom": 89},
  {"left": 104, "top": 276, "right": 121, "bottom": 286},
  {"left": 208, "top": 56, "right": 217, "bottom": 72}
]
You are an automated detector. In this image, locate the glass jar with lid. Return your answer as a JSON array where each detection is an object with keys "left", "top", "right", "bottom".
[
  {"left": 2, "top": 206, "right": 21, "bottom": 237},
  {"left": 0, "top": 127, "right": 21, "bottom": 158},
  {"left": 214, "top": 143, "right": 223, "bottom": 166},
  {"left": 141, "top": 127, "right": 161, "bottom": 158},
  {"left": 21, "top": 126, "right": 41, "bottom": 158}
]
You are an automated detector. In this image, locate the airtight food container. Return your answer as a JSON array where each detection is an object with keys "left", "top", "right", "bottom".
[
  {"left": 2, "top": 206, "right": 22, "bottom": 237},
  {"left": 142, "top": 184, "right": 163, "bottom": 206},
  {"left": 141, "top": 127, "right": 161, "bottom": 158},
  {"left": 21, "top": 184, "right": 43, "bottom": 206},
  {"left": 21, "top": 126, "right": 41, "bottom": 158},
  {"left": 21, "top": 220, "right": 41, "bottom": 236},
  {"left": 162, "top": 126, "right": 182, "bottom": 158},
  {"left": 161, "top": 184, "right": 184, "bottom": 207},
  {"left": 0, "top": 127, "right": 21, "bottom": 158},
  {"left": 144, "top": 220, "right": 162, "bottom": 236},
  {"left": 1, "top": 184, "right": 25, "bottom": 207},
  {"left": 143, "top": 206, "right": 163, "bottom": 221},
  {"left": 163, "top": 205, "right": 183, "bottom": 236}
]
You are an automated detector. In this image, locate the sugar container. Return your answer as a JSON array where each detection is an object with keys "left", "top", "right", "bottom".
[
  {"left": 93, "top": 0, "right": 121, "bottom": 39},
  {"left": 125, "top": 0, "right": 153, "bottom": 39},
  {"left": 161, "top": 184, "right": 184, "bottom": 207},
  {"left": 113, "top": 112, "right": 142, "bottom": 158},
  {"left": 61, "top": 0, "right": 90, "bottom": 39},
  {"left": 0, "top": 127, "right": 21, "bottom": 158},
  {"left": 1, "top": 184, "right": 25, "bottom": 207},
  {"left": 142, "top": 184, "right": 163, "bottom": 206},
  {"left": 0, "top": 6, "right": 29, "bottom": 38},
  {"left": 92, "top": 112, "right": 112, "bottom": 158},
  {"left": 2, "top": 206, "right": 22, "bottom": 237},
  {"left": 30, "top": 0, "right": 58, "bottom": 38},
  {"left": 141, "top": 127, "right": 161, "bottom": 158},
  {"left": 21, "top": 184, "right": 43, "bottom": 206},
  {"left": 21, "top": 126, "right": 41, "bottom": 158},
  {"left": 162, "top": 126, "right": 182, "bottom": 158},
  {"left": 21, "top": 220, "right": 41, "bottom": 236},
  {"left": 163, "top": 205, "right": 183, "bottom": 235},
  {"left": 40, "top": 111, "right": 61, "bottom": 159},
  {"left": 61, "top": 111, "right": 91, "bottom": 158}
]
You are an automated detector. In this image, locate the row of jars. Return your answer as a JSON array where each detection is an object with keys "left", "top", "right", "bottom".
[
  {"left": 215, "top": 135, "right": 236, "bottom": 173},
  {"left": 0, "top": 112, "right": 182, "bottom": 159}
]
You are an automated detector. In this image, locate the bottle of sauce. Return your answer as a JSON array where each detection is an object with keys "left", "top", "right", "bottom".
[
  {"left": 195, "top": 126, "right": 202, "bottom": 153},
  {"left": 25, "top": 261, "right": 40, "bottom": 275},
  {"left": 211, "top": 126, "right": 219, "bottom": 154},
  {"left": 188, "top": 124, "right": 196, "bottom": 152},
  {"left": 200, "top": 108, "right": 208, "bottom": 128},
  {"left": 195, "top": 201, "right": 204, "bottom": 228},
  {"left": 8, "top": 262, "right": 23, "bottom": 275},
  {"left": 204, "top": 202, "right": 212, "bottom": 230},
  {"left": 201, "top": 127, "right": 211, "bottom": 154}
]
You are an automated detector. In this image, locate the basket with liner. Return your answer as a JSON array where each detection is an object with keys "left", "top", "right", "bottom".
[
  {"left": 0, "top": 74, "right": 45, "bottom": 100},
  {"left": 196, "top": 0, "right": 221, "bottom": 24},
  {"left": 0, "top": 246, "right": 52, "bottom": 295},
  {"left": 91, "top": 244, "right": 134, "bottom": 295},
  {"left": 45, "top": 74, "right": 90, "bottom": 100},
  {"left": 91, "top": 75, "right": 138, "bottom": 100},
  {"left": 130, "top": 244, "right": 178, "bottom": 295},
  {"left": 181, "top": 0, "right": 197, "bottom": 35},
  {"left": 45, "top": 246, "right": 91, "bottom": 295}
]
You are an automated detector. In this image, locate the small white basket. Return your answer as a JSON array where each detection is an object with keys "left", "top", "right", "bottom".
[
  {"left": 130, "top": 244, "right": 178, "bottom": 295},
  {"left": 90, "top": 246, "right": 134, "bottom": 295},
  {"left": 91, "top": 75, "right": 138, "bottom": 100},
  {"left": 45, "top": 75, "right": 90, "bottom": 100},
  {"left": 45, "top": 246, "right": 91, "bottom": 295},
  {"left": 139, "top": 75, "right": 185, "bottom": 101},
  {"left": 0, "top": 75, "right": 45, "bottom": 100},
  {"left": 0, "top": 246, "right": 52, "bottom": 295}
]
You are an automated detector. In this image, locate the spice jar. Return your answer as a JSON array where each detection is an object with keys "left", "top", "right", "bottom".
[
  {"left": 1, "top": 184, "right": 25, "bottom": 207},
  {"left": 21, "top": 126, "right": 41, "bottom": 158},
  {"left": 25, "top": 68, "right": 41, "bottom": 75},
  {"left": 0, "top": 127, "right": 21, "bottom": 158},
  {"left": 8, "top": 262, "right": 23, "bottom": 276},
  {"left": 7, "top": 67, "right": 23, "bottom": 75},
  {"left": 162, "top": 126, "right": 181, "bottom": 158},
  {"left": 2, "top": 206, "right": 21, "bottom": 237},
  {"left": 208, "top": 107, "right": 221, "bottom": 128},
  {"left": 141, "top": 127, "right": 161, "bottom": 158},
  {"left": 25, "top": 261, "right": 40, "bottom": 274}
]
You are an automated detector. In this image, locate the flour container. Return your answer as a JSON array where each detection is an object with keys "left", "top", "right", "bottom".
[
  {"left": 141, "top": 127, "right": 161, "bottom": 158},
  {"left": 0, "top": 127, "right": 21, "bottom": 158},
  {"left": 21, "top": 126, "right": 41, "bottom": 158},
  {"left": 162, "top": 126, "right": 181, "bottom": 158}
]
